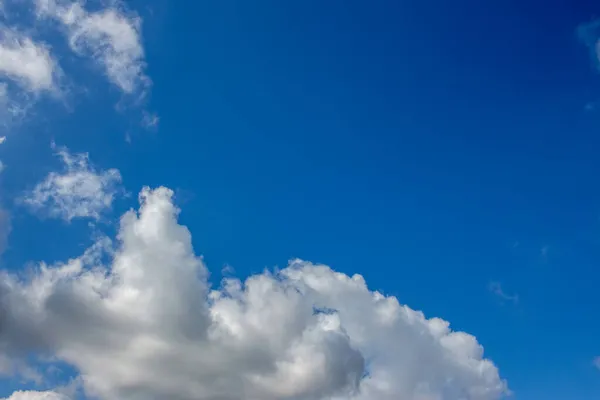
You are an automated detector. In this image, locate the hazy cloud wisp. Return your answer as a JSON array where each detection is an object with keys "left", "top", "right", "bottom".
[
  {"left": 36, "top": 0, "right": 150, "bottom": 97},
  {"left": 22, "top": 145, "right": 122, "bottom": 221}
]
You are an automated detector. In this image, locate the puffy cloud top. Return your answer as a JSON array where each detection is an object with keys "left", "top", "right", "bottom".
[
  {"left": 1, "top": 187, "right": 508, "bottom": 400},
  {"left": 2, "top": 391, "right": 70, "bottom": 400}
]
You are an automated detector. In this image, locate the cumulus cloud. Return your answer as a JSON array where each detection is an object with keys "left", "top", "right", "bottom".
[
  {"left": 1, "top": 391, "right": 70, "bottom": 400},
  {"left": 23, "top": 144, "right": 122, "bottom": 221},
  {"left": 1, "top": 187, "right": 508, "bottom": 400},
  {"left": 36, "top": 0, "right": 150, "bottom": 96}
]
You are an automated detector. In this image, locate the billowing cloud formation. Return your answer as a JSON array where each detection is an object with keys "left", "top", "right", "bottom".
[
  {"left": 23, "top": 145, "right": 122, "bottom": 221},
  {"left": 1, "top": 187, "right": 508, "bottom": 400},
  {"left": 36, "top": 0, "right": 149, "bottom": 96}
]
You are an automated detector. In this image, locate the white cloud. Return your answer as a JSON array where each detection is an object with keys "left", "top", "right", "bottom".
[
  {"left": 1, "top": 187, "right": 508, "bottom": 400},
  {"left": 594, "top": 356, "right": 600, "bottom": 370},
  {"left": 36, "top": 0, "right": 150, "bottom": 96},
  {"left": 141, "top": 111, "right": 159, "bottom": 129},
  {"left": 0, "top": 28, "right": 59, "bottom": 93},
  {"left": 1, "top": 391, "right": 70, "bottom": 400},
  {"left": 0, "top": 28, "right": 60, "bottom": 122},
  {"left": 23, "top": 145, "right": 122, "bottom": 221},
  {"left": 489, "top": 282, "right": 518, "bottom": 305}
]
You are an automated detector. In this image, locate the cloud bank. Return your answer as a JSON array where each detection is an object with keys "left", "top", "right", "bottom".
[{"left": 1, "top": 187, "right": 508, "bottom": 400}]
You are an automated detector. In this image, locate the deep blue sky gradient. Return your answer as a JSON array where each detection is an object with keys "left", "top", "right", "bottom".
[{"left": 2, "top": 0, "right": 600, "bottom": 398}]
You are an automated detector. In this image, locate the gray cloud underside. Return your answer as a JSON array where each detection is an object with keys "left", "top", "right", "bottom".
[{"left": 1, "top": 187, "right": 507, "bottom": 400}]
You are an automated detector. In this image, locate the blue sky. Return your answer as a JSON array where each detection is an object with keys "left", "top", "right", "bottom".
[{"left": 1, "top": 0, "right": 600, "bottom": 399}]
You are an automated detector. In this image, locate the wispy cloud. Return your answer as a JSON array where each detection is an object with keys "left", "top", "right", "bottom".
[
  {"left": 0, "top": 27, "right": 61, "bottom": 123},
  {"left": 489, "top": 282, "right": 519, "bottom": 305},
  {"left": 36, "top": 0, "right": 150, "bottom": 97},
  {"left": 540, "top": 245, "right": 549, "bottom": 262},
  {"left": 578, "top": 19, "right": 600, "bottom": 72},
  {"left": 22, "top": 144, "right": 122, "bottom": 222},
  {"left": 141, "top": 111, "right": 159, "bottom": 129},
  {"left": 32, "top": 0, "right": 157, "bottom": 129},
  {"left": 593, "top": 356, "right": 600, "bottom": 370},
  {"left": 0, "top": 27, "right": 59, "bottom": 93},
  {"left": 0, "top": 354, "right": 43, "bottom": 385}
]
